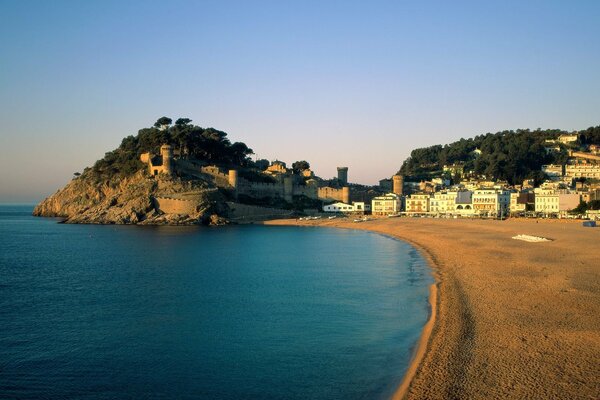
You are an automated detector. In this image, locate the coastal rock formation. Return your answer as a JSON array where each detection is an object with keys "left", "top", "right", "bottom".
[{"left": 33, "top": 171, "right": 228, "bottom": 225}]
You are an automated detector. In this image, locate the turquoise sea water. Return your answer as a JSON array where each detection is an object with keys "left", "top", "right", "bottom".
[{"left": 0, "top": 205, "right": 433, "bottom": 400}]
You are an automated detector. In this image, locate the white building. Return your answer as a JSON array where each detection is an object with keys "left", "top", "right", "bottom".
[
  {"left": 430, "top": 191, "right": 457, "bottom": 215},
  {"left": 472, "top": 189, "right": 510, "bottom": 218},
  {"left": 323, "top": 202, "right": 354, "bottom": 213},
  {"left": 352, "top": 202, "right": 370, "bottom": 213},
  {"left": 534, "top": 189, "right": 580, "bottom": 216},
  {"left": 558, "top": 133, "right": 578, "bottom": 144},
  {"left": 323, "top": 202, "right": 370, "bottom": 213},
  {"left": 371, "top": 193, "right": 401, "bottom": 216},
  {"left": 565, "top": 163, "right": 600, "bottom": 179},
  {"left": 454, "top": 191, "right": 476, "bottom": 217}
]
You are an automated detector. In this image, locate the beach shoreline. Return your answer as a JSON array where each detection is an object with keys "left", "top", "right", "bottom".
[{"left": 264, "top": 217, "right": 600, "bottom": 399}]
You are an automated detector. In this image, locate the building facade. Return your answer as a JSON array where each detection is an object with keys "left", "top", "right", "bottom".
[
  {"left": 371, "top": 193, "right": 401, "bottom": 216},
  {"left": 472, "top": 189, "right": 510, "bottom": 217},
  {"left": 430, "top": 191, "right": 457, "bottom": 215},
  {"left": 406, "top": 193, "right": 431, "bottom": 215}
]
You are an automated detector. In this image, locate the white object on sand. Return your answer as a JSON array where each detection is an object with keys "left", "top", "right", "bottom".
[{"left": 512, "top": 234, "right": 552, "bottom": 243}]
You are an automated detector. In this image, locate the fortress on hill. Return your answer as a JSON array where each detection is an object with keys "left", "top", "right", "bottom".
[{"left": 140, "top": 145, "right": 355, "bottom": 205}]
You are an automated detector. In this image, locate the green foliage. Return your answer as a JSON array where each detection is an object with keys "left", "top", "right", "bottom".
[
  {"left": 253, "top": 159, "right": 270, "bottom": 171},
  {"left": 399, "top": 127, "right": 600, "bottom": 185},
  {"left": 89, "top": 117, "right": 255, "bottom": 179},
  {"left": 579, "top": 126, "right": 600, "bottom": 145},
  {"left": 238, "top": 169, "right": 276, "bottom": 183},
  {"left": 154, "top": 116, "right": 172, "bottom": 128},
  {"left": 292, "top": 160, "right": 310, "bottom": 173},
  {"left": 572, "top": 199, "right": 600, "bottom": 213}
]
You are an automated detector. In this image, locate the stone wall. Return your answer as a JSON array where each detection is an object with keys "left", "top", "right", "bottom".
[
  {"left": 154, "top": 196, "right": 200, "bottom": 215},
  {"left": 238, "top": 180, "right": 285, "bottom": 198},
  {"left": 200, "top": 166, "right": 231, "bottom": 187},
  {"left": 318, "top": 186, "right": 349, "bottom": 203}
]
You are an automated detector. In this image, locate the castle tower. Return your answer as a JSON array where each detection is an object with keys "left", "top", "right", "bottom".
[
  {"left": 392, "top": 174, "right": 404, "bottom": 196},
  {"left": 337, "top": 167, "right": 348, "bottom": 185},
  {"left": 228, "top": 170, "right": 238, "bottom": 200},
  {"left": 342, "top": 186, "right": 350, "bottom": 204},
  {"left": 160, "top": 144, "right": 173, "bottom": 175},
  {"left": 228, "top": 170, "right": 238, "bottom": 189}
]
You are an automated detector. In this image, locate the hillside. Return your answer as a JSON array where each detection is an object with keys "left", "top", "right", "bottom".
[
  {"left": 33, "top": 117, "right": 254, "bottom": 225},
  {"left": 399, "top": 126, "right": 600, "bottom": 184}
]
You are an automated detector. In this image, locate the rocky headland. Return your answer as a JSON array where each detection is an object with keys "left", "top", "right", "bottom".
[{"left": 33, "top": 170, "right": 228, "bottom": 225}]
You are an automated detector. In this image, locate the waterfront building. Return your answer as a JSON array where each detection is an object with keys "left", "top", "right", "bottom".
[
  {"left": 371, "top": 193, "right": 401, "bottom": 216},
  {"left": 534, "top": 189, "right": 580, "bottom": 216},
  {"left": 323, "top": 202, "right": 352, "bottom": 212},
  {"left": 406, "top": 193, "right": 431, "bottom": 215},
  {"left": 472, "top": 189, "right": 510, "bottom": 218},
  {"left": 430, "top": 191, "right": 457, "bottom": 215},
  {"left": 558, "top": 193, "right": 582, "bottom": 216},
  {"left": 454, "top": 190, "right": 475, "bottom": 216},
  {"left": 510, "top": 192, "right": 534, "bottom": 215}
]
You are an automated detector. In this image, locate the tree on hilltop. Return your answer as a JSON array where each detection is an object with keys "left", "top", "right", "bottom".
[
  {"left": 175, "top": 118, "right": 192, "bottom": 126},
  {"left": 154, "top": 117, "right": 172, "bottom": 130},
  {"left": 292, "top": 160, "right": 310, "bottom": 173}
]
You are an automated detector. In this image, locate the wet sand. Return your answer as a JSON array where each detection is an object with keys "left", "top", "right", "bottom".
[{"left": 264, "top": 217, "right": 600, "bottom": 399}]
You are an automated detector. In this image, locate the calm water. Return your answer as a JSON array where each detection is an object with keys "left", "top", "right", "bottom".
[{"left": 0, "top": 205, "right": 433, "bottom": 400}]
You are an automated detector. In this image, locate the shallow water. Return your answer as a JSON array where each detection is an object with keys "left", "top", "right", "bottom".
[{"left": 0, "top": 205, "right": 432, "bottom": 399}]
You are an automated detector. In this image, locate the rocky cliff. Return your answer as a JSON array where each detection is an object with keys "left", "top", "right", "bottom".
[{"left": 33, "top": 171, "right": 229, "bottom": 225}]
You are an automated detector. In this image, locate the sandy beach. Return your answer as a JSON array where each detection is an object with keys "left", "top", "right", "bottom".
[{"left": 264, "top": 217, "right": 600, "bottom": 399}]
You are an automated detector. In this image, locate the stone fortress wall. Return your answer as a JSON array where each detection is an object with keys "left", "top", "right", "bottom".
[
  {"left": 318, "top": 186, "right": 349, "bottom": 203},
  {"left": 153, "top": 197, "right": 199, "bottom": 215},
  {"left": 153, "top": 191, "right": 216, "bottom": 215},
  {"left": 141, "top": 144, "right": 352, "bottom": 206}
]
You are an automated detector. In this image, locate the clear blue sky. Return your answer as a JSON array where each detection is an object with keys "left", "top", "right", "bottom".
[{"left": 1, "top": 0, "right": 599, "bottom": 202}]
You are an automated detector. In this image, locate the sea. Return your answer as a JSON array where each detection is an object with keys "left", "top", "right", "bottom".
[{"left": 0, "top": 205, "right": 433, "bottom": 400}]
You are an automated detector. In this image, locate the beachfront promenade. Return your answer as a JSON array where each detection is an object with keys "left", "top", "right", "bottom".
[{"left": 265, "top": 217, "right": 600, "bottom": 399}]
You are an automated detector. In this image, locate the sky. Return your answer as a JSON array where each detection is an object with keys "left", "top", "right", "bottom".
[{"left": 1, "top": 0, "right": 599, "bottom": 202}]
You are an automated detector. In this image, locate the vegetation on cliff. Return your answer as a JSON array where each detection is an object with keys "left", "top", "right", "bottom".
[
  {"left": 399, "top": 126, "right": 600, "bottom": 184},
  {"left": 89, "top": 117, "right": 255, "bottom": 180}
]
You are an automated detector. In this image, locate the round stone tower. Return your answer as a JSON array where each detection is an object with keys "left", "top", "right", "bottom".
[
  {"left": 337, "top": 167, "right": 348, "bottom": 185},
  {"left": 228, "top": 170, "right": 238, "bottom": 200},
  {"left": 228, "top": 170, "right": 238, "bottom": 189},
  {"left": 160, "top": 144, "right": 173, "bottom": 175},
  {"left": 392, "top": 174, "right": 404, "bottom": 196}
]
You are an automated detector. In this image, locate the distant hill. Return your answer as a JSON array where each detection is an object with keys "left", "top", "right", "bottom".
[{"left": 399, "top": 126, "right": 600, "bottom": 185}]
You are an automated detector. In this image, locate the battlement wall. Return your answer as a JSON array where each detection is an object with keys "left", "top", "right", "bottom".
[
  {"left": 318, "top": 186, "right": 344, "bottom": 201},
  {"left": 153, "top": 196, "right": 200, "bottom": 215},
  {"left": 200, "top": 166, "right": 230, "bottom": 187},
  {"left": 294, "top": 185, "right": 318, "bottom": 198},
  {"left": 238, "top": 179, "right": 285, "bottom": 198}
]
